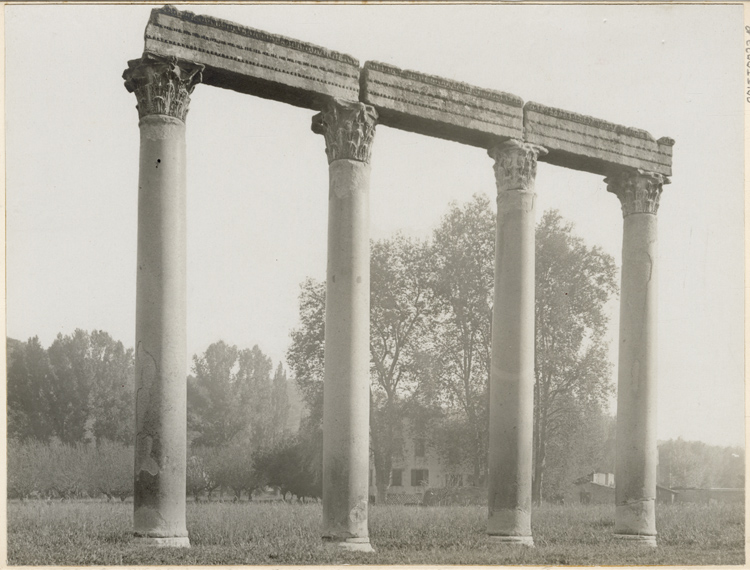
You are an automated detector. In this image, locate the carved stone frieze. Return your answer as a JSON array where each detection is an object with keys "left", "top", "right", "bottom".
[
  {"left": 606, "top": 169, "right": 668, "bottom": 217},
  {"left": 488, "top": 140, "right": 547, "bottom": 194},
  {"left": 123, "top": 53, "right": 204, "bottom": 122},
  {"left": 312, "top": 100, "right": 378, "bottom": 164}
]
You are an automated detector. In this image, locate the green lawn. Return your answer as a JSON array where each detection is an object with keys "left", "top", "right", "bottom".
[{"left": 7, "top": 500, "right": 744, "bottom": 565}]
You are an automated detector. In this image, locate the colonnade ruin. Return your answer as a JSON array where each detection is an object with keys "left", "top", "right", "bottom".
[{"left": 123, "top": 5, "right": 674, "bottom": 550}]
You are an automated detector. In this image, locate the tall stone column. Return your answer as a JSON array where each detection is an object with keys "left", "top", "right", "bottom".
[
  {"left": 123, "top": 53, "right": 203, "bottom": 547},
  {"left": 486, "top": 140, "right": 546, "bottom": 546},
  {"left": 607, "top": 169, "right": 666, "bottom": 547},
  {"left": 312, "top": 99, "right": 378, "bottom": 553}
]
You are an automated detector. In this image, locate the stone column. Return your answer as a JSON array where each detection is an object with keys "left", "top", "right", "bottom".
[
  {"left": 607, "top": 169, "right": 666, "bottom": 547},
  {"left": 312, "top": 99, "right": 378, "bottom": 553},
  {"left": 123, "top": 53, "right": 203, "bottom": 548},
  {"left": 486, "top": 140, "right": 546, "bottom": 546}
]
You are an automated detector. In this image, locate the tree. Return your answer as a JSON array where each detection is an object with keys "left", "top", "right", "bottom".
[
  {"left": 46, "top": 330, "right": 95, "bottom": 444},
  {"left": 188, "top": 342, "right": 275, "bottom": 448},
  {"left": 269, "top": 363, "right": 291, "bottom": 448},
  {"left": 287, "top": 236, "right": 435, "bottom": 503},
  {"left": 658, "top": 438, "right": 745, "bottom": 489},
  {"left": 287, "top": 277, "right": 327, "bottom": 426},
  {"left": 428, "top": 194, "right": 495, "bottom": 485},
  {"left": 7, "top": 337, "right": 55, "bottom": 442},
  {"left": 88, "top": 331, "right": 135, "bottom": 445},
  {"left": 188, "top": 341, "right": 242, "bottom": 447},
  {"left": 253, "top": 435, "right": 322, "bottom": 500},
  {"left": 532, "top": 210, "right": 618, "bottom": 504},
  {"left": 369, "top": 234, "right": 434, "bottom": 502},
  {"left": 238, "top": 345, "right": 274, "bottom": 449}
]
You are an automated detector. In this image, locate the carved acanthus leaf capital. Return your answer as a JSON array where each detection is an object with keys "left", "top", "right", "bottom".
[
  {"left": 605, "top": 169, "right": 668, "bottom": 217},
  {"left": 311, "top": 99, "right": 378, "bottom": 164},
  {"left": 123, "top": 53, "right": 204, "bottom": 122},
  {"left": 488, "top": 140, "right": 547, "bottom": 193}
]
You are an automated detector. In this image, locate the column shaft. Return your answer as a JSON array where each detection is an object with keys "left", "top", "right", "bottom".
[
  {"left": 313, "top": 100, "right": 377, "bottom": 553},
  {"left": 134, "top": 115, "right": 189, "bottom": 545},
  {"left": 487, "top": 140, "right": 545, "bottom": 546},
  {"left": 124, "top": 54, "right": 202, "bottom": 547},
  {"left": 608, "top": 170, "right": 665, "bottom": 547}
]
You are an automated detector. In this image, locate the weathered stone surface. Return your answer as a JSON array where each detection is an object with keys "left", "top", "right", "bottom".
[
  {"left": 486, "top": 141, "right": 543, "bottom": 546},
  {"left": 143, "top": 5, "right": 359, "bottom": 110},
  {"left": 608, "top": 170, "right": 661, "bottom": 547},
  {"left": 524, "top": 102, "right": 674, "bottom": 176},
  {"left": 361, "top": 61, "right": 523, "bottom": 148},
  {"left": 133, "top": 114, "right": 189, "bottom": 547},
  {"left": 316, "top": 101, "right": 374, "bottom": 553}
]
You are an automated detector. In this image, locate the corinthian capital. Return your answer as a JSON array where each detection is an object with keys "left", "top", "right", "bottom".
[
  {"left": 488, "top": 140, "right": 547, "bottom": 193},
  {"left": 123, "top": 53, "right": 204, "bottom": 122},
  {"left": 311, "top": 99, "right": 378, "bottom": 164},
  {"left": 605, "top": 169, "right": 668, "bottom": 217}
]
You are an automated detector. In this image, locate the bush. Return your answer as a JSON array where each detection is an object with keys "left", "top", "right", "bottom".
[
  {"left": 92, "top": 440, "right": 133, "bottom": 501},
  {"left": 8, "top": 439, "right": 133, "bottom": 500}
]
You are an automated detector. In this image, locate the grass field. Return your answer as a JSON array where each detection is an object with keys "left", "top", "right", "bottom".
[{"left": 7, "top": 500, "right": 744, "bottom": 565}]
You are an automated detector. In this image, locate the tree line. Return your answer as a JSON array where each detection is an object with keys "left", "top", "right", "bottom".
[{"left": 9, "top": 195, "right": 742, "bottom": 504}]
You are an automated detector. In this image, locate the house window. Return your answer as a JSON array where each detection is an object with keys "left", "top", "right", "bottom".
[
  {"left": 414, "top": 438, "right": 425, "bottom": 458},
  {"left": 411, "top": 469, "right": 429, "bottom": 487},
  {"left": 446, "top": 473, "right": 463, "bottom": 487},
  {"left": 391, "top": 469, "right": 403, "bottom": 487}
]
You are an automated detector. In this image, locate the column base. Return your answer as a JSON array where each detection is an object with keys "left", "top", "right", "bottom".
[
  {"left": 322, "top": 537, "right": 375, "bottom": 552},
  {"left": 488, "top": 535, "right": 534, "bottom": 547},
  {"left": 134, "top": 535, "right": 191, "bottom": 548},
  {"left": 614, "top": 533, "right": 657, "bottom": 547}
]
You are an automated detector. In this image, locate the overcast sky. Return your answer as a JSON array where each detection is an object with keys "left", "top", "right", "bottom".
[{"left": 5, "top": 3, "right": 744, "bottom": 448}]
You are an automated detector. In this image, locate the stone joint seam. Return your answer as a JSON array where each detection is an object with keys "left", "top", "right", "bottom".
[
  {"left": 155, "top": 6, "right": 359, "bottom": 66},
  {"left": 365, "top": 61, "right": 523, "bottom": 107},
  {"left": 146, "top": 34, "right": 358, "bottom": 95},
  {"left": 365, "top": 83, "right": 521, "bottom": 127},
  {"left": 150, "top": 22, "right": 359, "bottom": 80}
]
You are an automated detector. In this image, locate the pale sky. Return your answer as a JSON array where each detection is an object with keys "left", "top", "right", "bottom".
[{"left": 5, "top": 4, "right": 745, "bottom": 447}]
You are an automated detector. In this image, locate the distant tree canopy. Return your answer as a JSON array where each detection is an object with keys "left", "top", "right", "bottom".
[
  {"left": 188, "top": 342, "right": 291, "bottom": 450},
  {"left": 658, "top": 438, "right": 745, "bottom": 489},
  {"left": 7, "top": 332, "right": 291, "bottom": 457},
  {"left": 8, "top": 330, "right": 134, "bottom": 446}
]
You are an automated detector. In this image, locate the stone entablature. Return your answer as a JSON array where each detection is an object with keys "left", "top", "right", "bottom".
[
  {"left": 143, "top": 5, "right": 360, "bottom": 110},
  {"left": 360, "top": 61, "right": 524, "bottom": 148},
  {"left": 138, "top": 5, "right": 673, "bottom": 175},
  {"left": 524, "top": 102, "right": 674, "bottom": 177}
]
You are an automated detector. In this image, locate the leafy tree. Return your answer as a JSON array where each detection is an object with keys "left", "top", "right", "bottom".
[
  {"left": 46, "top": 330, "right": 95, "bottom": 444},
  {"left": 269, "top": 363, "right": 291, "bottom": 448},
  {"left": 658, "top": 438, "right": 745, "bottom": 489},
  {"left": 7, "top": 337, "right": 55, "bottom": 442},
  {"left": 238, "top": 345, "right": 274, "bottom": 449},
  {"left": 88, "top": 331, "right": 135, "bottom": 445},
  {"left": 188, "top": 342, "right": 275, "bottom": 448},
  {"left": 532, "top": 210, "right": 618, "bottom": 504},
  {"left": 188, "top": 341, "right": 242, "bottom": 446},
  {"left": 287, "top": 278, "right": 327, "bottom": 425},
  {"left": 287, "top": 236, "right": 435, "bottom": 502},
  {"left": 253, "top": 435, "right": 322, "bottom": 499},
  {"left": 369, "top": 235, "right": 434, "bottom": 502},
  {"left": 428, "top": 194, "right": 495, "bottom": 485}
]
